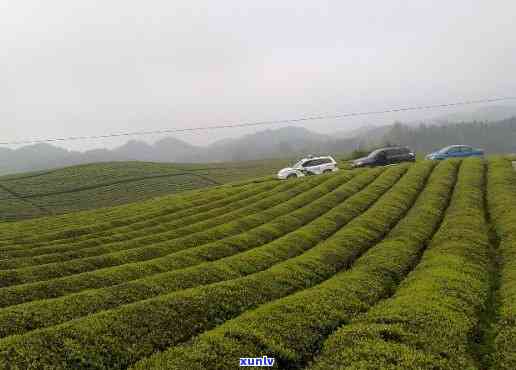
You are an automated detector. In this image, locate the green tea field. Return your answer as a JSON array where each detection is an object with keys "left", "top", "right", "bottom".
[
  {"left": 0, "top": 157, "right": 515, "bottom": 369},
  {"left": 0, "top": 159, "right": 290, "bottom": 222}
]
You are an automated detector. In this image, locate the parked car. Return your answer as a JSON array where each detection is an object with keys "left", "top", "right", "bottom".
[
  {"left": 425, "top": 145, "right": 484, "bottom": 160},
  {"left": 351, "top": 146, "right": 415, "bottom": 168},
  {"left": 277, "top": 155, "right": 339, "bottom": 179}
]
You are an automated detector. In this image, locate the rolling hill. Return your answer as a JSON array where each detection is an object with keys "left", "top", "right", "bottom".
[
  {"left": 0, "top": 126, "right": 343, "bottom": 176},
  {"left": 0, "top": 156, "right": 514, "bottom": 369},
  {"left": 0, "top": 159, "right": 291, "bottom": 221}
]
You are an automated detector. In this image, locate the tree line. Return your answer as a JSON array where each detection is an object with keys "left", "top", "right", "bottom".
[{"left": 372, "top": 117, "right": 516, "bottom": 155}]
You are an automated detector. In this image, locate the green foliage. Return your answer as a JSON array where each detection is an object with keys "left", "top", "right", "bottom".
[
  {"left": 307, "top": 157, "right": 491, "bottom": 370},
  {"left": 0, "top": 175, "right": 328, "bottom": 288},
  {"left": 131, "top": 160, "right": 455, "bottom": 370},
  {"left": 0, "top": 175, "right": 275, "bottom": 244},
  {"left": 0, "top": 180, "right": 281, "bottom": 262},
  {"left": 0, "top": 170, "right": 357, "bottom": 309},
  {"left": 0, "top": 165, "right": 413, "bottom": 369},
  {"left": 487, "top": 157, "right": 516, "bottom": 369},
  {"left": 0, "top": 170, "right": 370, "bottom": 337},
  {"left": 0, "top": 156, "right": 507, "bottom": 369},
  {"left": 0, "top": 159, "right": 290, "bottom": 222}
]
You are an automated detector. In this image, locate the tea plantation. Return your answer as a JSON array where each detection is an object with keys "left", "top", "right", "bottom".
[
  {"left": 0, "top": 157, "right": 515, "bottom": 369},
  {"left": 0, "top": 159, "right": 290, "bottom": 221}
]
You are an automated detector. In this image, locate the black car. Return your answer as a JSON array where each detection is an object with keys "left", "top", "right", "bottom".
[{"left": 351, "top": 146, "right": 415, "bottom": 168}]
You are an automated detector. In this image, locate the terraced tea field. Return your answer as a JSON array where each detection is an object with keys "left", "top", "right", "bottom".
[
  {"left": 0, "top": 157, "right": 515, "bottom": 369},
  {"left": 0, "top": 159, "right": 290, "bottom": 221}
]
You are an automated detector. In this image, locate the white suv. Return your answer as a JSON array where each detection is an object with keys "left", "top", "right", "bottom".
[{"left": 277, "top": 156, "right": 339, "bottom": 180}]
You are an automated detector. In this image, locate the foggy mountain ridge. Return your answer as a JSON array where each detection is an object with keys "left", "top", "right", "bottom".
[
  {"left": 2, "top": 115, "right": 516, "bottom": 176},
  {"left": 329, "top": 104, "right": 516, "bottom": 139},
  {"left": 0, "top": 126, "right": 346, "bottom": 175},
  {"left": 402, "top": 105, "right": 516, "bottom": 126},
  {"left": 431, "top": 105, "right": 516, "bottom": 124}
]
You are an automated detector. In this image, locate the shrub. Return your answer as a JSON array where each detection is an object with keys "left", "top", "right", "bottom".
[{"left": 487, "top": 157, "right": 516, "bottom": 370}]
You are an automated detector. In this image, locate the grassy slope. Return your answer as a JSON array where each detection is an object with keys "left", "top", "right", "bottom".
[{"left": 0, "top": 159, "right": 290, "bottom": 221}]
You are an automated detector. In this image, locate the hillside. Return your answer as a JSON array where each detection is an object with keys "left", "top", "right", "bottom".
[
  {"left": 0, "top": 159, "right": 290, "bottom": 221},
  {"left": 0, "top": 157, "right": 515, "bottom": 369},
  {"left": 0, "top": 126, "right": 343, "bottom": 175}
]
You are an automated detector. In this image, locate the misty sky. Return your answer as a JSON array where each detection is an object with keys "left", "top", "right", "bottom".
[{"left": 1, "top": 1, "right": 515, "bottom": 151}]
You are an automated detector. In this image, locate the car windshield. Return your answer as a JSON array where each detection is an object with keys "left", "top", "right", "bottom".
[
  {"left": 367, "top": 149, "right": 384, "bottom": 158},
  {"left": 291, "top": 160, "right": 304, "bottom": 168},
  {"left": 438, "top": 146, "right": 454, "bottom": 154}
]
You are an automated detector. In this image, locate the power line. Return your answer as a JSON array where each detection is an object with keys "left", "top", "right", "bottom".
[{"left": 1, "top": 96, "right": 515, "bottom": 146}]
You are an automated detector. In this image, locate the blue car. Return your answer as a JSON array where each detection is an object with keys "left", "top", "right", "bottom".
[{"left": 425, "top": 145, "right": 484, "bottom": 160}]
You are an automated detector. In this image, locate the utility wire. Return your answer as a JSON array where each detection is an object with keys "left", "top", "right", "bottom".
[{"left": 1, "top": 97, "right": 515, "bottom": 146}]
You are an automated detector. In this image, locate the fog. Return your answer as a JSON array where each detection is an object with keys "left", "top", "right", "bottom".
[{"left": 1, "top": 0, "right": 515, "bottom": 151}]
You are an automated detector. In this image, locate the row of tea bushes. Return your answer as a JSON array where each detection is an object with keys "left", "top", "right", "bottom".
[
  {"left": 0, "top": 165, "right": 414, "bottom": 369},
  {"left": 0, "top": 175, "right": 328, "bottom": 288},
  {"left": 0, "top": 178, "right": 281, "bottom": 256},
  {"left": 487, "top": 157, "right": 516, "bottom": 370},
  {"left": 130, "top": 160, "right": 454, "bottom": 370},
  {"left": 307, "top": 157, "right": 491, "bottom": 370},
  {"left": 0, "top": 169, "right": 376, "bottom": 336}
]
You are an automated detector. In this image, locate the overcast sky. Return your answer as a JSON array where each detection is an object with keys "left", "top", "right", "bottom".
[{"left": 1, "top": 0, "right": 515, "bottom": 151}]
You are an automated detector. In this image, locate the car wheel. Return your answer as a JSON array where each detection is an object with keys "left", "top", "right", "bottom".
[
  {"left": 323, "top": 169, "right": 332, "bottom": 174},
  {"left": 286, "top": 174, "right": 297, "bottom": 179}
]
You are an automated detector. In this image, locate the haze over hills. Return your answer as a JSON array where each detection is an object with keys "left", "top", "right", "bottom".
[
  {"left": 431, "top": 105, "right": 516, "bottom": 124},
  {"left": 0, "top": 127, "right": 357, "bottom": 175},
  {"left": 2, "top": 105, "right": 516, "bottom": 175}
]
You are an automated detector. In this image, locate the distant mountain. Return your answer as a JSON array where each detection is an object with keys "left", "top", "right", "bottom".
[
  {"left": 152, "top": 137, "right": 202, "bottom": 162},
  {"left": 113, "top": 140, "right": 155, "bottom": 161},
  {"left": 349, "top": 105, "right": 516, "bottom": 148},
  {"left": 0, "top": 126, "right": 350, "bottom": 175},
  {"left": 207, "top": 127, "right": 333, "bottom": 161},
  {"left": 4, "top": 116, "right": 516, "bottom": 176},
  {"left": 0, "top": 144, "right": 85, "bottom": 175},
  {"left": 0, "top": 148, "right": 14, "bottom": 174}
]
